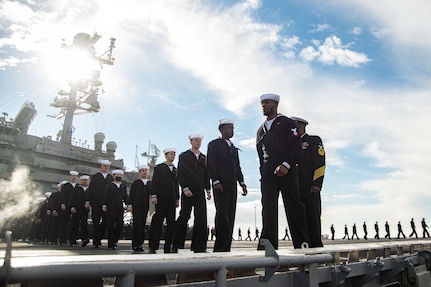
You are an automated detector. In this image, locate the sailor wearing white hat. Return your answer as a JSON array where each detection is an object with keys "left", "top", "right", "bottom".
[
  {"left": 172, "top": 133, "right": 211, "bottom": 253},
  {"left": 103, "top": 168, "right": 128, "bottom": 250},
  {"left": 85, "top": 160, "right": 114, "bottom": 248},
  {"left": 128, "top": 164, "right": 151, "bottom": 252},
  {"left": 149, "top": 147, "right": 180, "bottom": 254},
  {"left": 292, "top": 116, "right": 326, "bottom": 248},
  {"left": 257, "top": 93, "right": 310, "bottom": 250},
  {"left": 70, "top": 174, "right": 91, "bottom": 247},
  {"left": 207, "top": 118, "right": 247, "bottom": 252},
  {"left": 259, "top": 93, "right": 280, "bottom": 103},
  {"left": 59, "top": 170, "right": 80, "bottom": 245},
  {"left": 290, "top": 116, "right": 309, "bottom": 126},
  {"left": 100, "top": 159, "right": 111, "bottom": 165}
]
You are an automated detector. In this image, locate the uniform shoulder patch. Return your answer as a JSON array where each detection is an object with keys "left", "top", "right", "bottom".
[{"left": 318, "top": 143, "right": 325, "bottom": 156}]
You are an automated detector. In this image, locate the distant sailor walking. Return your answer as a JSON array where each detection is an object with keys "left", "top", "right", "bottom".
[
  {"left": 127, "top": 165, "right": 151, "bottom": 252},
  {"left": 409, "top": 218, "right": 418, "bottom": 238},
  {"left": 102, "top": 169, "right": 128, "bottom": 250},
  {"left": 86, "top": 159, "right": 114, "bottom": 248}
]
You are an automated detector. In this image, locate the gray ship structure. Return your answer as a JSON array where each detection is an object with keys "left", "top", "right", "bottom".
[{"left": 0, "top": 32, "right": 156, "bottom": 191}]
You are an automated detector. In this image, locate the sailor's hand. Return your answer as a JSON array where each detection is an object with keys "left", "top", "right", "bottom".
[
  {"left": 151, "top": 197, "right": 158, "bottom": 205},
  {"left": 176, "top": 200, "right": 180, "bottom": 208},
  {"left": 214, "top": 183, "right": 223, "bottom": 193},
  {"left": 274, "top": 165, "right": 288, "bottom": 177},
  {"left": 184, "top": 189, "right": 193, "bottom": 197},
  {"left": 241, "top": 185, "right": 248, "bottom": 196},
  {"left": 310, "top": 186, "right": 321, "bottom": 193},
  {"left": 84, "top": 202, "right": 90, "bottom": 209}
]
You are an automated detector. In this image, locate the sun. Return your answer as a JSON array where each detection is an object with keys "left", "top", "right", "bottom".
[{"left": 41, "top": 34, "right": 99, "bottom": 87}]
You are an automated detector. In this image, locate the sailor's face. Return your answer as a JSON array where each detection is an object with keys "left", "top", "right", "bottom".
[
  {"left": 164, "top": 151, "right": 176, "bottom": 162},
  {"left": 70, "top": 174, "right": 78, "bottom": 182},
  {"left": 80, "top": 178, "right": 89, "bottom": 186},
  {"left": 139, "top": 168, "right": 148, "bottom": 178},
  {"left": 220, "top": 124, "right": 234, "bottom": 139},
  {"left": 190, "top": 138, "right": 202, "bottom": 150},
  {"left": 101, "top": 164, "right": 110, "bottom": 173},
  {"left": 261, "top": 99, "right": 277, "bottom": 117}
]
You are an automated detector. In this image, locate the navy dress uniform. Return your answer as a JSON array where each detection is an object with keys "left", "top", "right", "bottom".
[
  {"left": 207, "top": 119, "right": 247, "bottom": 252},
  {"left": 173, "top": 134, "right": 211, "bottom": 253},
  {"left": 291, "top": 116, "right": 326, "bottom": 248},
  {"left": 102, "top": 169, "right": 128, "bottom": 249},
  {"left": 149, "top": 148, "right": 180, "bottom": 253},
  {"left": 69, "top": 175, "right": 91, "bottom": 247},
  {"left": 257, "top": 94, "right": 310, "bottom": 249},
  {"left": 86, "top": 159, "right": 114, "bottom": 247},
  {"left": 128, "top": 165, "right": 151, "bottom": 252}
]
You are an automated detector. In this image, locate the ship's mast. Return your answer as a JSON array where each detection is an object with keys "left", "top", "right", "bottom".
[{"left": 52, "top": 32, "right": 116, "bottom": 145}]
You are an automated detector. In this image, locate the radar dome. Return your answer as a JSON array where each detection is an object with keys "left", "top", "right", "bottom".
[
  {"left": 106, "top": 141, "right": 117, "bottom": 152},
  {"left": 94, "top": 132, "right": 105, "bottom": 142}
]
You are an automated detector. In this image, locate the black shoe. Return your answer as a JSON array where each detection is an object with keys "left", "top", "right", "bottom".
[
  {"left": 148, "top": 249, "right": 156, "bottom": 254},
  {"left": 193, "top": 250, "right": 207, "bottom": 253},
  {"left": 171, "top": 247, "right": 178, "bottom": 253},
  {"left": 94, "top": 245, "right": 100, "bottom": 249},
  {"left": 81, "top": 239, "right": 89, "bottom": 247},
  {"left": 109, "top": 246, "right": 117, "bottom": 250},
  {"left": 133, "top": 246, "right": 144, "bottom": 252}
]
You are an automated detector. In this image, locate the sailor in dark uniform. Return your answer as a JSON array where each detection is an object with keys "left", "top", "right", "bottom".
[
  {"left": 59, "top": 170, "right": 79, "bottom": 245},
  {"left": 256, "top": 94, "right": 310, "bottom": 249},
  {"left": 207, "top": 119, "right": 248, "bottom": 252},
  {"left": 173, "top": 134, "right": 211, "bottom": 253},
  {"left": 149, "top": 148, "right": 180, "bottom": 253},
  {"left": 102, "top": 169, "right": 128, "bottom": 250},
  {"left": 69, "top": 175, "right": 91, "bottom": 247},
  {"left": 127, "top": 165, "right": 151, "bottom": 252},
  {"left": 85, "top": 159, "right": 114, "bottom": 248},
  {"left": 48, "top": 181, "right": 67, "bottom": 244},
  {"left": 291, "top": 116, "right": 326, "bottom": 248}
]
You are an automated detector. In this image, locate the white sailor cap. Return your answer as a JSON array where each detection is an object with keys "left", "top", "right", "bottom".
[
  {"left": 58, "top": 180, "right": 68, "bottom": 187},
  {"left": 100, "top": 159, "right": 111, "bottom": 165},
  {"left": 260, "top": 93, "right": 280, "bottom": 103},
  {"left": 69, "top": 170, "right": 79, "bottom": 176},
  {"left": 112, "top": 169, "right": 124, "bottom": 175},
  {"left": 218, "top": 118, "right": 235, "bottom": 126},
  {"left": 188, "top": 134, "right": 203, "bottom": 140},
  {"left": 45, "top": 192, "right": 52, "bottom": 197},
  {"left": 80, "top": 175, "right": 90, "bottom": 180},
  {"left": 163, "top": 148, "right": 177, "bottom": 154},
  {"left": 138, "top": 165, "right": 149, "bottom": 171},
  {"left": 290, "top": 116, "right": 309, "bottom": 125}
]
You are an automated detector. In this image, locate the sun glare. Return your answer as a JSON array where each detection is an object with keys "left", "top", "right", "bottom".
[{"left": 42, "top": 45, "right": 98, "bottom": 87}]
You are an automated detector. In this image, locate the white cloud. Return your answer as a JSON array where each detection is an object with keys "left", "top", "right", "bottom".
[
  {"left": 308, "top": 23, "right": 330, "bottom": 33},
  {"left": 300, "top": 35, "right": 370, "bottom": 67},
  {"left": 349, "top": 26, "right": 362, "bottom": 35}
]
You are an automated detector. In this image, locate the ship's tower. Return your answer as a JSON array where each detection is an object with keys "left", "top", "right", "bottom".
[{"left": 50, "top": 32, "right": 116, "bottom": 144}]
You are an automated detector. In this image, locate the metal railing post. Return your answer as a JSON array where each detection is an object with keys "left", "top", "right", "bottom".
[{"left": 215, "top": 266, "right": 227, "bottom": 287}]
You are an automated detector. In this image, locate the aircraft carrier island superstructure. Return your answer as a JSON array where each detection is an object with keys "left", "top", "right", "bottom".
[{"left": 0, "top": 32, "right": 145, "bottom": 192}]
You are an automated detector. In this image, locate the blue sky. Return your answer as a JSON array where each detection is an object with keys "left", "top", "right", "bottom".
[{"left": 1, "top": 0, "right": 431, "bottom": 239}]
